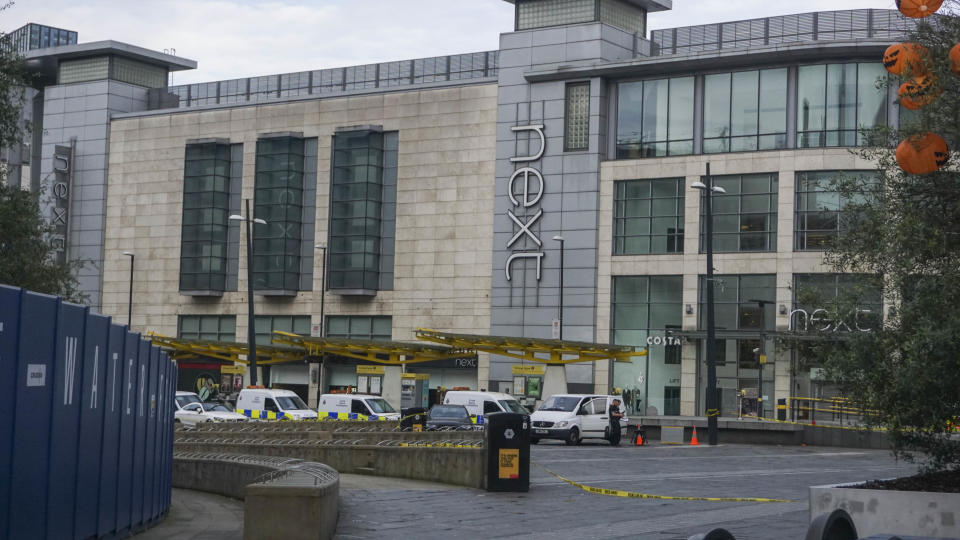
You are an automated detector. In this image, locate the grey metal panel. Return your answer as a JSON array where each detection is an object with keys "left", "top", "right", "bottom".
[
  {"left": 226, "top": 144, "right": 243, "bottom": 292},
  {"left": 299, "top": 138, "right": 318, "bottom": 292}
]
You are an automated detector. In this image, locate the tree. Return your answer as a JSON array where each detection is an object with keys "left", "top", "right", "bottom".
[
  {"left": 809, "top": 2, "right": 960, "bottom": 473},
  {"left": 0, "top": 2, "right": 86, "bottom": 303}
]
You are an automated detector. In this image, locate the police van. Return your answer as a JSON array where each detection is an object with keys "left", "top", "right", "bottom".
[
  {"left": 317, "top": 394, "right": 401, "bottom": 421},
  {"left": 235, "top": 388, "right": 318, "bottom": 421},
  {"left": 530, "top": 394, "right": 627, "bottom": 445},
  {"left": 442, "top": 391, "right": 528, "bottom": 425}
]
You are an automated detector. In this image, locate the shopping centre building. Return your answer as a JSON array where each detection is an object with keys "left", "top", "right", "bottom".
[{"left": 8, "top": 1, "right": 907, "bottom": 416}]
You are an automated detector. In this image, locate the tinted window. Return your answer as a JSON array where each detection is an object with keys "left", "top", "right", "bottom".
[
  {"left": 483, "top": 401, "right": 501, "bottom": 414},
  {"left": 276, "top": 395, "right": 307, "bottom": 410},
  {"left": 175, "top": 394, "right": 201, "bottom": 408},
  {"left": 365, "top": 398, "right": 396, "bottom": 414},
  {"left": 264, "top": 399, "right": 279, "bottom": 412},
  {"left": 429, "top": 406, "right": 469, "bottom": 420},
  {"left": 351, "top": 400, "right": 368, "bottom": 415},
  {"left": 538, "top": 396, "right": 582, "bottom": 412},
  {"left": 499, "top": 400, "right": 528, "bottom": 414}
]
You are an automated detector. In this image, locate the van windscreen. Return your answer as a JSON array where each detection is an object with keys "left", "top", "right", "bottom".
[
  {"left": 499, "top": 399, "right": 528, "bottom": 414},
  {"left": 366, "top": 398, "right": 396, "bottom": 414},
  {"left": 276, "top": 395, "right": 308, "bottom": 410},
  {"left": 537, "top": 396, "right": 581, "bottom": 412}
]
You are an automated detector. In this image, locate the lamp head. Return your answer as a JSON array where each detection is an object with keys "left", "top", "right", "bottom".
[
  {"left": 253, "top": 218, "right": 267, "bottom": 225},
  {"left": 228, "top": 214, "right": 244, "bottom": 221},
  {"left": 122, "top": 251, "right": 134, "bottom": 257},
  {"left": 552, "top": 235, "right": 564, "bottom": 242},
  {"left": 691, "top": 181, "right": 707, "bottom": 190},
  {"left": 315, "top": 243, "right": 326, "bottom": 250}
]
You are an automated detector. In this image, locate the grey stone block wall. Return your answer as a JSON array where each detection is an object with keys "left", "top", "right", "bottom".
[
  {"left": 40, "top": 80, "right": 150, "bottom": 310},
  {"left": 489, "top": 21, "right": 634, "bottom": 388}
]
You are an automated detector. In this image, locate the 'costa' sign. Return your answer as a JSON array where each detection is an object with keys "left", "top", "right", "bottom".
[{"left": 505, "top": 124, "right": 546, "bottom": 282}]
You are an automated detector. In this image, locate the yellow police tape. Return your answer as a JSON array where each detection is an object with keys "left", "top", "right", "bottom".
[
  {"left": 398, "top": 442, "right": 480, "bottom": 449},
  {"left": 534, "top": 462, "right": 792, "bottom": 503}
]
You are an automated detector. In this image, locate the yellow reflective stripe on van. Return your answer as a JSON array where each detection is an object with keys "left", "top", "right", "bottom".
[
  {"left": 236, "top": 409, "right": 294, "bottom": 421},
  {"left": 469, "top": 415, "right": 485, "bottom": 425}
]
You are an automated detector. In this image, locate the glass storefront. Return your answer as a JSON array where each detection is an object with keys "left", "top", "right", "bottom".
[{"left": 611, "top": 275, "right": 683, "bottom": 416}]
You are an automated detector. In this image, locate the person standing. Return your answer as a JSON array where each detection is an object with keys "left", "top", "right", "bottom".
[{"left": 608, "top": 398, "right": 624, "bottom": 446}]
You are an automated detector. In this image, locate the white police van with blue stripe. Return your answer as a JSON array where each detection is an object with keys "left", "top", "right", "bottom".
[
  {"left": 442, "top": 391, "right": 528, "bottom": 426},
  {"left": 318, "top": 394, "right": 401, "bottom": 421}
]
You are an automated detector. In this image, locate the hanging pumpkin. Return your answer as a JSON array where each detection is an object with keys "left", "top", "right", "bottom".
[
  {"left": 950, "top": 43, "right": 960, "bottom": 76},
  {"left": 896, "top": 133, "right": 949, "bottom": 175},
  {"left": 898, "top": 74, "right": 940, "bottom": 110},
  {"left": 896, "top": 0, "right": 944, "bottom": 18},
  {"left": 883, "top": 43, "right": 930, "bottom": 76}
]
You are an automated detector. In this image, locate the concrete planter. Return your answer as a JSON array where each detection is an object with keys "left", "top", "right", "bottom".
[{"left": 810, "top": 483, "right": 960, "bottom": 538}]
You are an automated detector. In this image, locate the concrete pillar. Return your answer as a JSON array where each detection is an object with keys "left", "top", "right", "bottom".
[
  {"left": 382, "top": 365, "right": 402, "bottom": 411},
  {"left": 542, "top": 365, "right": 567, "bottom": 399},
  {"left": 308, "top": 364, "right": 320, "bottom": 409}
]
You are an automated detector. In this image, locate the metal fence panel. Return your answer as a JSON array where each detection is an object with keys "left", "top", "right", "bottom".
[
  {"left": 115, "top": 330, "right": 140, "bottom": 532},
  {"left": 97, "top": 322, "right": 127, "bottom": 536},
  {"left": 46, "top": 301, "right": 88, "bottom": 539},
  {"left": 130, "top": 338, "right": 151, "bottom": 528},
  {"left": 0, "top": 285, "right": 22, "bottom": 538},
  {"left": 142, "top": 345, "right": 160, "bottom": 525},
  {"left": 74, "top": 313, "right": 110, "bottom": 539},
  {"left": 9, "top": 291, "right": 59, "bottom": 539}
]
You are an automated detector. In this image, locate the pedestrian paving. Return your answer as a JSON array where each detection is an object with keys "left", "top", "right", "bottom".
[{"left": 336, "top": 443, "right": 915, "bottom": 539}]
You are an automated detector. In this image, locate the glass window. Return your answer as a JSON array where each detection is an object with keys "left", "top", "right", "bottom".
[
  {"left": 699, "top": 173, "right": 778, "bottom": 253},
  {"left": 254, "top": 136, "right": 304, "bottom": 291},
  {"left": 254, "top": 315, "right": 311, "bottom": 346},
  {"left": 599, "top": 0, "right": 646, "bottom": 34},
  {"left": 330, "top": 130, "right": 389, "bottom": 291},
  {"left": 565, "top": 82, "right": 590, "bottom": 152},
  {"left": 617, "top": 77, "right": 695, "bottom": 159},
  {"left": 614, "top": 178, "right": 684, "bottom": 255},
  {"left": 325, "top": 316, "right": 392, "bottom": 340},
  {"left": 58, "top": 57, "right": 109, "bottom": 84},
  {"left": 795, "top": 171, "right": 878, "bottom": 251},
  {"left": 112, "top": 57, "right": 168, "bottom": 88},
  {"left": 792, "top": 274, "right": 883, "bottom": 333},
  {"left": 703, "top": 68, "right": 787, "bottom": 154},
  {"left": 516, "top": 0, "right": 596, "bottom": 30},
  {"left": 797, "top": 62, "right": 888, "bottom": 148},
  {"left": 178, "top": 315, "right": 236, "bottom": 342},
  {"left": 180, "top": 142, "right": 232, "bottom": 292}
]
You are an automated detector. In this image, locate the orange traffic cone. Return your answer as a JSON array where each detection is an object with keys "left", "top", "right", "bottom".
[
  {"left": 635, "top": 432, "right": 644, "bottom": 446},
  {"left": 690, "top": 426, "right": 700, "bottom": 446}
]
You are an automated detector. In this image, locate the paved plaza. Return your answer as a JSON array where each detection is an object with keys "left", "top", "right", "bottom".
[
  {"left": 339, "top": 442, "right": 913, "bottom": 539},
  {"left": 140, "top": 442, "right": 915, "bottom": 540}
]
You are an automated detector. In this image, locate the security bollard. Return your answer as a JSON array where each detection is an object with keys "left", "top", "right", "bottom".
[{"left": 485, "top": 412, "right": 530, "bottom": 492}]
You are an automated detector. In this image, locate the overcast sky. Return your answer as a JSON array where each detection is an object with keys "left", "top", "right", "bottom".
[{"left": 7, "top": 0, "right": 894, "bottom": 85}]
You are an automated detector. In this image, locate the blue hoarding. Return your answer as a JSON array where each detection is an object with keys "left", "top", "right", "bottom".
[{"left": 0, "top": 285, "right": 22, "bottom": 539}]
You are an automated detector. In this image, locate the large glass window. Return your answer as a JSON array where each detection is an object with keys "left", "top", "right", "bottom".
[
  {"left": 326, "top": 316, "right": 392, "bottom": 340},
  {"left": 697, "top": 274, "right": 776, "bottom": 416},
  {"left": 792, "top": 274, "right": 883, "bottom": 333},
  {"left": 614, "top": 178, "right": 684, "bottom": 255},
  {"left": 795, "top": 171, "right": 878, "bottom": 251},
  {"left": 330, "top": 130, "right": 385, "bottom": 292},
  {"left": 178, "top": 315, "right": 236, "bottom": 342},
  {"left": 254, "top": 315, "right": 311, "bottom": 346},
  {"left": 703, "top": 68, "right": 788, "bottom": 153},
  {"left": 516, "top": 0, "right": 596, "bottom": 30},
  {"left": 797, "top": 62, "right": 888, "bottom": 148},
  {"left": 565, "top": 82, "right": 590, "bottom": 152},
  {"left": 180, "top": 142, "right": 231, "bottom": 292},
  {"left": 699, "top": 173, "right": 778, "bottom": 253},
  {"left": 254, "top": 136, "right": 304, "bottom": 292},
  {"left": 617, "top": 77, "right": 695, "bottom": 158},
  {"left": 611, "top": 276, "right": 683, "bottom": 416}
]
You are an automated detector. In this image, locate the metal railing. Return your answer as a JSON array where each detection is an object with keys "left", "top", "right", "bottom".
[
  {"left": 650, "top": 9, "right": 913, "bottom": 56},
  {"left": 162, "top": 50, "right": 499, "bottom": 109},
  {"left": 788, "top": 396, "right": 876, "bottom": 426}
]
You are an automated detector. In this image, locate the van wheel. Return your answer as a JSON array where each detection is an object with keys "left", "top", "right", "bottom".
[
  {"left": 565, "top": 427, "right": 580, "bottom": 446},
  {"left": 530, "top": 438, "right": 540, "bottom": 444}
]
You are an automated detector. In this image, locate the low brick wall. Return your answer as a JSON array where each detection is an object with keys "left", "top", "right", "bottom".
[
  {"left": 636, "top": 417, "right": 889, "bottom": 449},
  {"left": 173, "top": 454, "right": 339, "bottom": 540}
]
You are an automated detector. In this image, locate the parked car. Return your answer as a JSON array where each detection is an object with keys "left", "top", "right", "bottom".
[
  {"left": 425, "top": 404, "right": 474, "bottom": 429},
  {"left": 173, "top": 391, "right": 249, "bottom": 427},
  {"left": 530, "top": 394, "right": 627, "bottom": 445}
]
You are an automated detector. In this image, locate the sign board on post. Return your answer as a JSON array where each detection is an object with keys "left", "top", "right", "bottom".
[
  {"left": 220, "top": 365, "right": 246, "bottom": 375},
  {"left": 551, "top": 319, "right": 560, "bottom": 339},
  {"left": 310, "top": 324, "right": 321, "bottom": 338},
  {"left": 511, "top": 365, "right": 545, "bottom": 376}
]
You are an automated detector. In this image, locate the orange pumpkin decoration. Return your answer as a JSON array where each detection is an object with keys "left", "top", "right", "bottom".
[
  {"left": 883, "top": 43, "right": 930, "bottom": 76},
  {"left": 950, "top": 43, "right": 960, "bottom": 76},
  {"left": 898, "top": 74, "right": 940, "bottom": 110},
  {"left": 896, "top": 133, "right": 949, "bottom": 175},
  {"left": 897, "top": 0, "right": 944, "bottom": 18}
]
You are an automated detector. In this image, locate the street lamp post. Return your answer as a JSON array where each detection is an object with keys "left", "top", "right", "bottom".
[
  {"left": 749, "top": 298, "right": 774, "bottom": 419},
  {"left": 230, "top": 199, "right": 267, "bottom": 386},
  {"left": 122, "top": 251, "right": 134, "bottom": 326},
  {"left": 552, "top": 235, "right": 564, "bottom": 340},
  {"left": 693, "top": 163, "right": 726, "bottom": 446}
]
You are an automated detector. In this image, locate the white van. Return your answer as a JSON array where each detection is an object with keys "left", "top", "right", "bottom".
[
  {"left": 442, "top": 391, "right": 528, "bottom": 425},
  {"left": 530, "top": 394, "right": 627, "bottom": 445},
  {"left": 317, "top": 394, "right": 401, "bottom": 421},
  {"left": 235, "top": 388, "right": 318, "bottom": 421}
]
